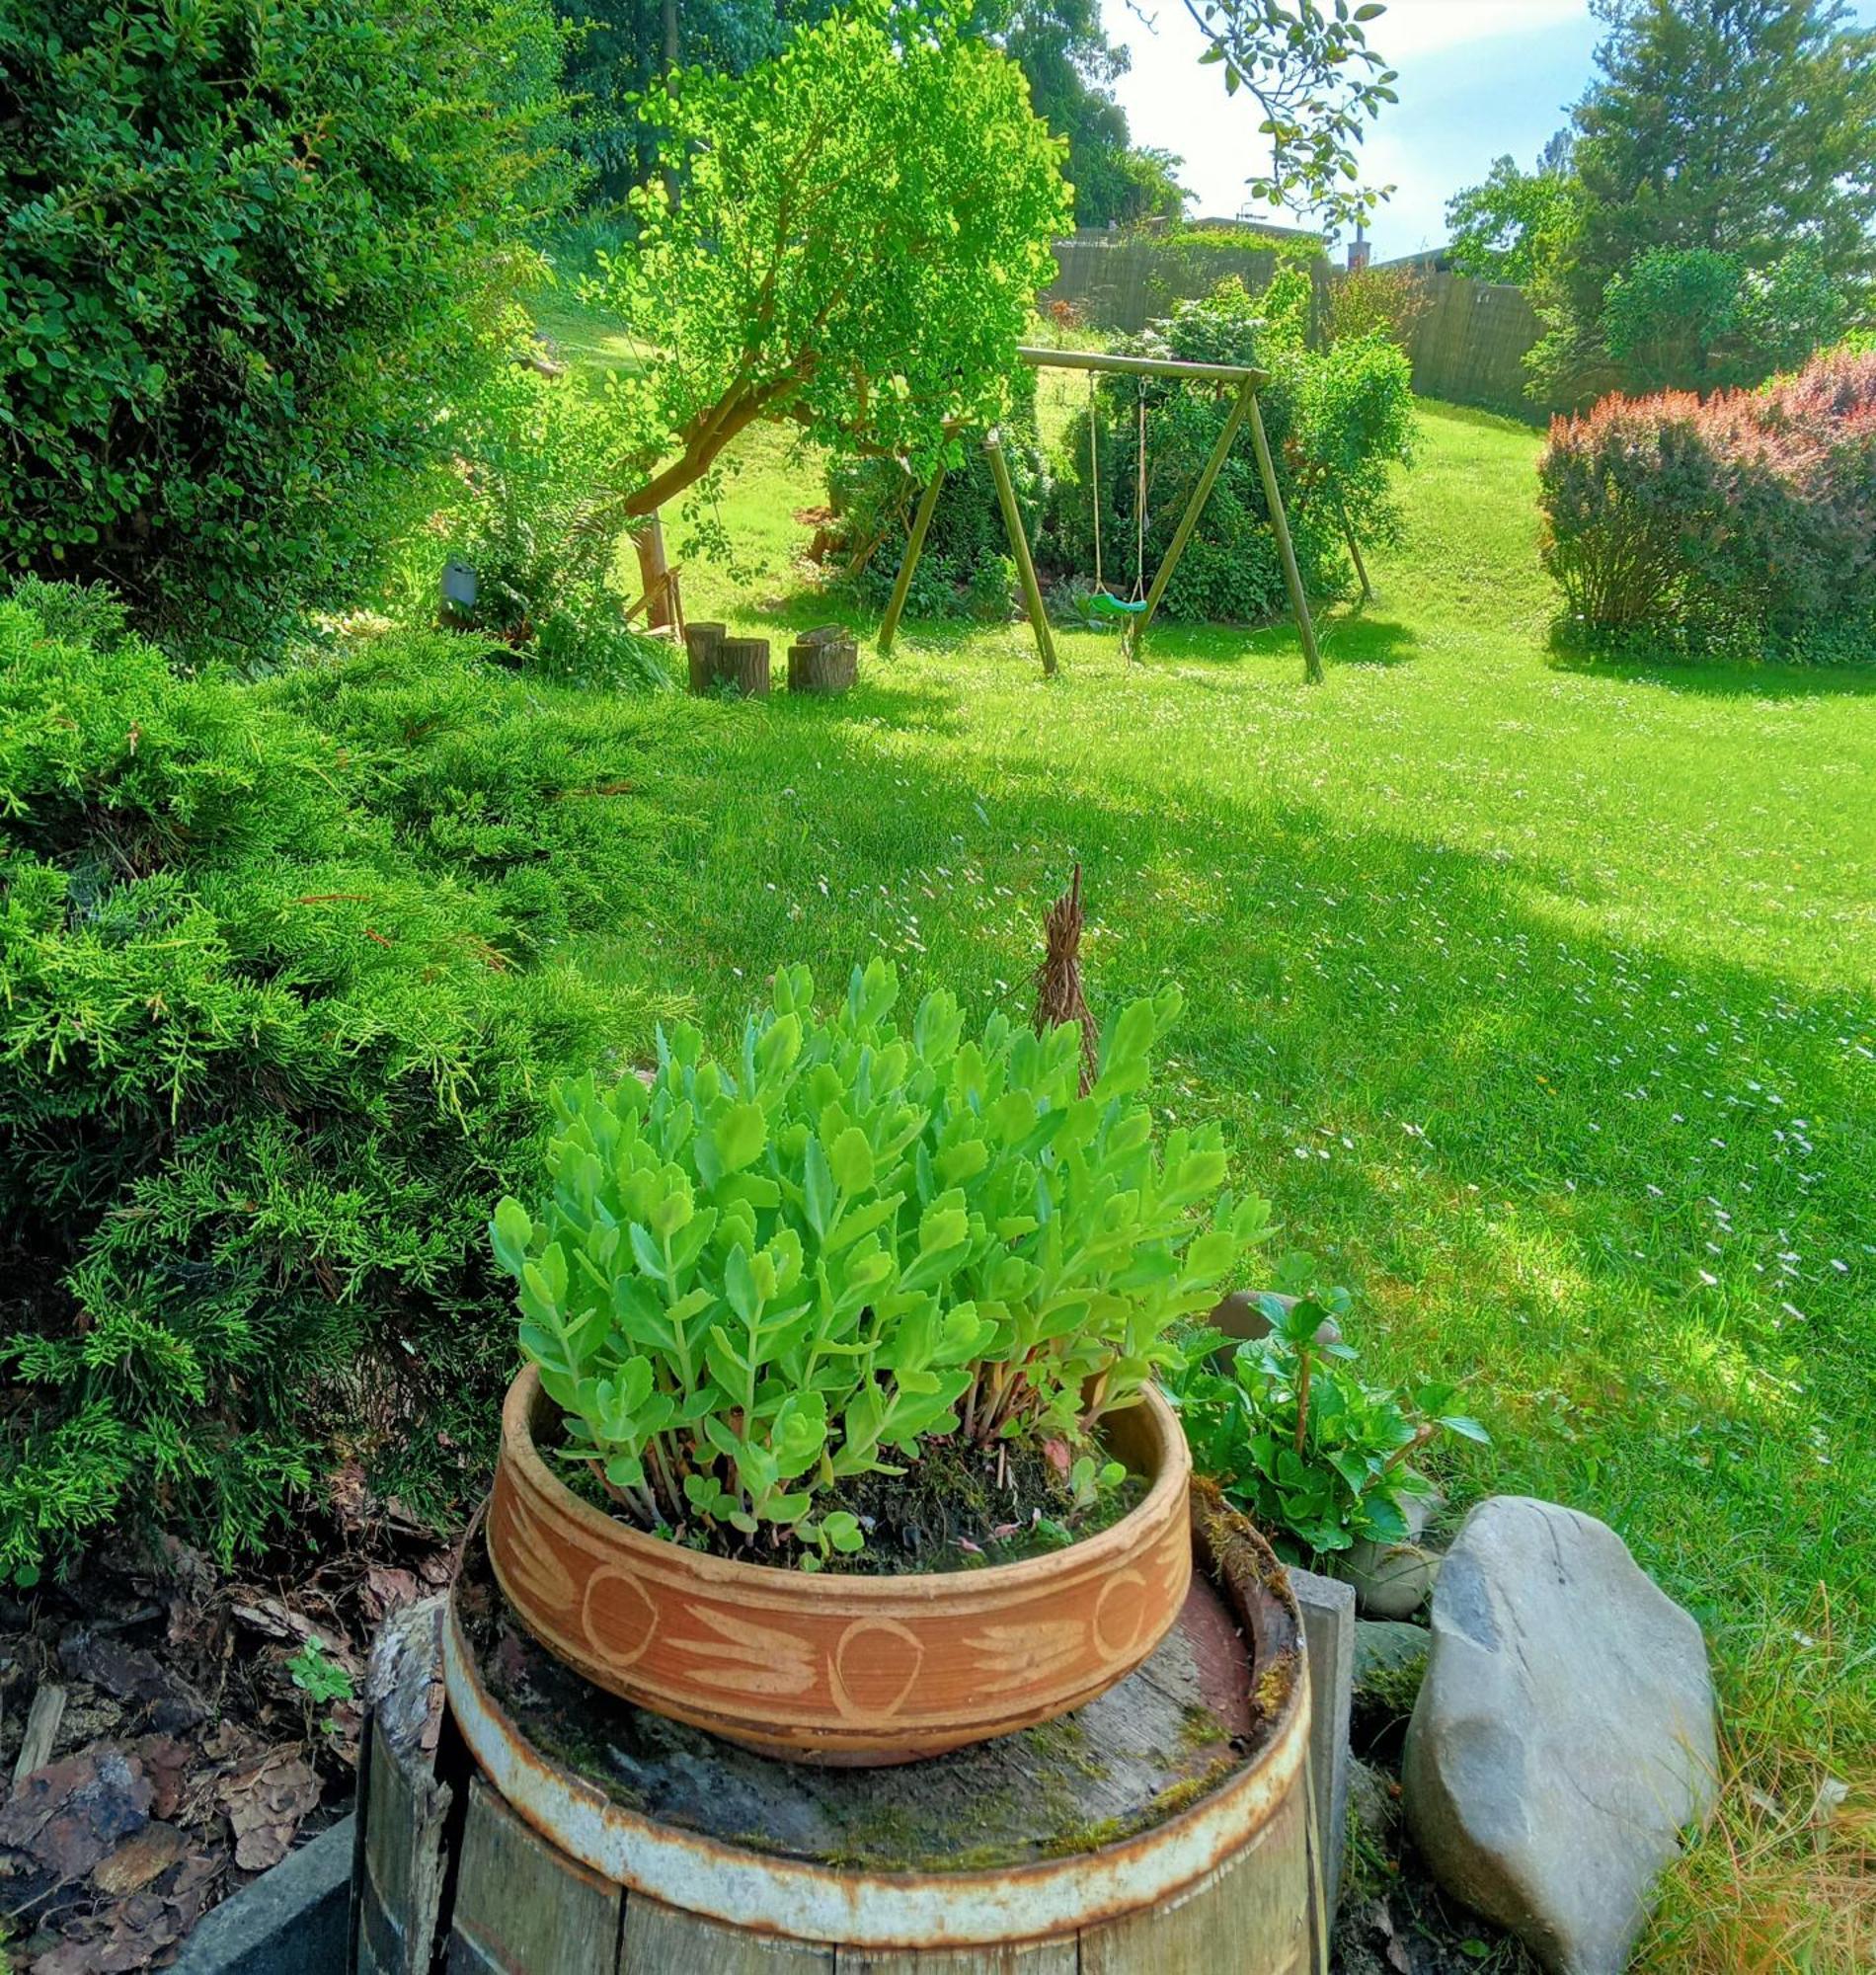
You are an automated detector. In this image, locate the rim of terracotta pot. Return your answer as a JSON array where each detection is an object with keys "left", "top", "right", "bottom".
[{"left": 488, "top": 1362, "right": 1193, "bottom": 1762}]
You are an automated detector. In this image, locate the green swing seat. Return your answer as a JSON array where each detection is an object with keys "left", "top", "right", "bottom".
[{"left": 1088, "top": 591, "right": 1147, "bottom": 615}]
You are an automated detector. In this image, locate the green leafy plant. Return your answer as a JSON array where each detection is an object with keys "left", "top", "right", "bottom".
[
  {"left": 286, "top": 1635, "right": 356, "bottom": 1742},
  {"left": 493, "top": 961, "right": 1271, "bottom": 1566},
  {"left": 0, "top": 588, "right": 627, "bottom": 1580},
  {"left": 1169, "top": 1256, "right": 1487, "bottom": 1558},
  {"left": 1049, "top": 279, "right": 1414, "bottom": 624}
]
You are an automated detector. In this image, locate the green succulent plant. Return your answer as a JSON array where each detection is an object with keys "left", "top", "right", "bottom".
[{"left": 492, "top": 959, "right": 1270, "bottom": 1565}]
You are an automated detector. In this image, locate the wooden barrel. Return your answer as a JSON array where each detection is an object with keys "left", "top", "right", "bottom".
[{"left": 357, "top": 1487, "right": 1317, "bottom": 1973}]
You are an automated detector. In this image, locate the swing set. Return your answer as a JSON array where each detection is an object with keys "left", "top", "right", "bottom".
[{"left": 876, "top": 345, "right": 1323, "bottom": 682}]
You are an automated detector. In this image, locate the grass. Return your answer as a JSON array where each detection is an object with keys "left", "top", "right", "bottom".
[{"left": 506, "top": 296, "right": 1875, "bottom": 1964}]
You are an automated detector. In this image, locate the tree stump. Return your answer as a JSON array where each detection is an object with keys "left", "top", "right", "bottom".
[
  {"left": 788, "top": 637, "right": 858, "bottom": 694},
  {"left": 683, "top": 621, "right": 727, "bottom": 695},
  {"left": 357, "top": 1487, "right": 1318, "bottom": 1972},
  {"left": 715, "top": 637, "right": 771, "bottom": 697}
]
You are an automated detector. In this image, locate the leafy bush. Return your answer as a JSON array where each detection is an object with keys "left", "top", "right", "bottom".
[
  {"left": 400, "top": 343, "right": 671, "bottom": 689},
  {"left": 1169, "top": 1259, "right": 1487, "bottom": 1558},
  {"left": 0, "top": 590, "right": 630, "bottom": 1580},
  {"left": 0, "top": 0, "right": 571, "bottom": 657},
  {"left": 1538, "top": 346, "right": 1876, "bottom": 658},
  {"left": 1049, "top": 280, "right": 1414, "bottom": 623},
  {"left": 823, "top": 369, "right": 1046, "bottom": 619},
  {"left": 493, "top": 961, "right": 1271, "bottom": 1566},
  {"left": 1325, "top": 264, "right": 1431, "bottom": 353},
  {"left": 1600, "top": 246, "right": 1850, "bottom": 394}
]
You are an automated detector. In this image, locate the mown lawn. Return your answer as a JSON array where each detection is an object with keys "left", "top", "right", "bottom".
[{"left": 529, "top": 355, "right": 1874, "bottom": 1963}]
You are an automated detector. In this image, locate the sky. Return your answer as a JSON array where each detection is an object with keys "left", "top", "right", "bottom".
[{"left": 1096, "top": 1, "right": 1581, "bottom": 260}]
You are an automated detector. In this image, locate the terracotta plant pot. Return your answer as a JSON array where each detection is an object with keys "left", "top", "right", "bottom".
[{"left": 487, "top": 1365, "right": 1193, "bottom": 1766}]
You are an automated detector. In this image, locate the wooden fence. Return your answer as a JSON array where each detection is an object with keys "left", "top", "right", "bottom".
[{"left": 1044, "top": 235, "right": 1562, "bottom": 424}]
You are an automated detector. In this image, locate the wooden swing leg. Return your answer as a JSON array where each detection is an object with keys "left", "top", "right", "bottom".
[
  {"left": 1334, "top": 492, "right": 1372, "bottom": 602},
  {"left": 877, "top": 465, "right": 947, "bottom": 655},
  {"left": 1248, "top": 396, "right": 1324, "bottom": 684},
  {"left": 1123, "top": 379, "right": 1255, "bottom": 662},
  {"left": 985, "top": 430, "right": 1058, "bottom": 677}
]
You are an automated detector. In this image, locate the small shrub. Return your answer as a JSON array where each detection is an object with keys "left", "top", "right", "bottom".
[
  {"left": 0, "top": 0, "right": 573, "bottom": 657},
  {"left": 823, "top": 369, "right": 1047, "bottom": 619},
  {"left": 493, "top": 961, "right": 1272, "bottom": 1566},
  {"left": 0, "top": 591, "right": 629, "bottom": 1579},
  {"left": 1325, "top": 264, "right": 1431, "bottom": 353},
  {"left": 1538, "top": 347, "right": 1876, "bottom": 658},
  {"left": 1169, "top": 1257, "right": 1488, "bottom": 1559}
]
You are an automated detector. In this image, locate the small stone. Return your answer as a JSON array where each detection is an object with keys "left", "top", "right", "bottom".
[
  {"left": 1403, "top": 1496, "right": 1718, "bottom": 1975},
  {"left": 1353, "top": 1620, "right": 1430, "bottom": 1697},
  {"left": 1340, "top": 1539, "right": 1440, "bottom": 1619}
]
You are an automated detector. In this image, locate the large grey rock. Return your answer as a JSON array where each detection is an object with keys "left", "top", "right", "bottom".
[{"left": 1403, "top": 1496, "right": 1718, "bottom": 1975}]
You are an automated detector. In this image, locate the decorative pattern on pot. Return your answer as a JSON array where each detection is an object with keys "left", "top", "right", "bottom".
[{"left": 488, "top": 1365, "right": 1193, "bottom": 1765}]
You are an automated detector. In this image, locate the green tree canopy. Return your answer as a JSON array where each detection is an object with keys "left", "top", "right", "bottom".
[
  {"left": 1444, "top": 152, "right": 1583, "bottom": 286},
  {"left": 1572, "top": 0, "right": 1876, "bottom": 291},
  {"left": 0, "top": 0, "right": 572, "bottom": 652},
  {"left": 592, "top": 4, "right": 1071, "bottom": 518},
  {"left": 1447, "top": 0, "right": 1876, "bottom": 399}
]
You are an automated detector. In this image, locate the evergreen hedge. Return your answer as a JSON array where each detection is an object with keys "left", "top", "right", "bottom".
[{"left": 0, "top": 589, "right": 640, "bottom": 1578}]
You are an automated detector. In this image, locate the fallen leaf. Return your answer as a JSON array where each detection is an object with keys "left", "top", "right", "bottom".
[
  {"left": 218, "top": 1748, "right": 318, "bottom": 1872},
  {"left": 94, "top": 1820, "right": 190, "bottom": 1896},
  {"left": 0, "top": 1748, "right": 152, "bottom": 1880},
  {"left": 360, "top": 1565, "right": 422, "bottom": 1623},
  {"left": 129, "top": 1735, "right": 193, "bottom": 1822}
]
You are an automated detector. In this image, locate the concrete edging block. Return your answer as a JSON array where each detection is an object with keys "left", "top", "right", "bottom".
[
  {"left": 1287, "top": 1564, "right": 1355, "bottom": 1946},
  {"left": 173, "top": 1813, "right": 356, "bottom": 1975}
]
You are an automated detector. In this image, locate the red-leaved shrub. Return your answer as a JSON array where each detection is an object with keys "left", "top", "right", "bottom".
[{"left": 1537, "top": 348, "right": 1876, "bottom": 658}]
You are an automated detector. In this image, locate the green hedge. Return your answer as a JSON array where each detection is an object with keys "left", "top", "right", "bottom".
[
  {"left": 1048, "top": 281, "right": 1414, "bottom": 624},
  {"left": 0, "top": 0, "right": 570, "bottom": 657}
]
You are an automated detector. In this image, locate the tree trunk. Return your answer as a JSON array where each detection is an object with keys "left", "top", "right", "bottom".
[
  {"left": 684, "top": 621, "right": 726, "bottom": 696},
  {"left": 688, "top": 631, "right": 769, "bottom": 697}
]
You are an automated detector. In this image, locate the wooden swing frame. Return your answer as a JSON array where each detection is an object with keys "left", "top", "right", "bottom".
[{"left": 876, "top": 346, "right": 1323, "bottom": 682}]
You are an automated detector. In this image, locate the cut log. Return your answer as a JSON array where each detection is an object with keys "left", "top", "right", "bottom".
[
  {"left": 684, "top": 621, "right": 727, "bottom": 695},
  {"left": 712, "top": 637, "right": 771, "bottom": 698},
  {"left": 788, "top": 638, "right": 858, "bottom": 694}
]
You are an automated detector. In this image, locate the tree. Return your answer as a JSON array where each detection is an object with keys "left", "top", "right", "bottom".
[
  {"left": 560, "top": 0, "right": 1182, "bottom": 228},
  {"left": 1179, "top": 0, "right": 1398, "bottom": 234},
  {"left": 988, "top": 0, "right": 1188, "bottom": 225},
  {"left": 1445, "top": 152, "right": 1583, "bottom": 285},
  {"left": 1523, "top": 0, "right": 1876, "bottom": 399},
  {"left": 589, "top": 6, "right": 1071, "bottom": 522},
  {"left": 0, "top": 0, "right": 573, "bottom": 654},
  {"left": 1573, "top": 0, "right": 1876, "bottom": 289}
]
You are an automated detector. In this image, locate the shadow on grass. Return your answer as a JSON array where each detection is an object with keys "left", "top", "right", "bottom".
[{"left": 1545, "top": 632, "right": 1876, "bottom": 699}]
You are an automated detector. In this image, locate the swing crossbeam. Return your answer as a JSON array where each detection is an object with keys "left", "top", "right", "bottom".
[{"left": 873, "top": 345, "right": 1321, "bottom": 682}]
